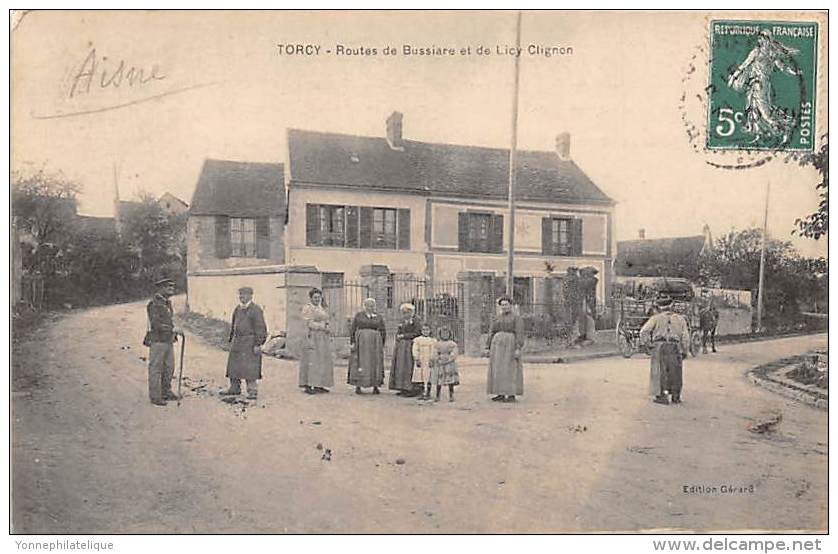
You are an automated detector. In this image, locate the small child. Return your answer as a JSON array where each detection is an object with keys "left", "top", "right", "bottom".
[
  {"left": 433, "top": 327, "right": 460, "bottom": 402},
  {"left": 411, "top": 323, "right": 438, "bottom": 400}
]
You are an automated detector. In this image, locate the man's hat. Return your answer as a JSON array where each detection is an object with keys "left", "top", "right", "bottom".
[
  {"left": 155, "top": 278, "right": 175, "bottom": 288},
  {"left": 238, "top": 286, "right": 254, "bottom": 294},
  {"left": 655, "top": 295, "right": 673, "bottom": 308}
]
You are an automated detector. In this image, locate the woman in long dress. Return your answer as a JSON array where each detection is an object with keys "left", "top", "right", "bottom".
[
  {"left": 348, "top": 298, "right": 386, "bottom": 395},
  {"left": 389, "top": 303, "right": 423, "bottom": 397},
  {"left": 486, "top": 295, "right": 525, "bottom": 403},
  {"left": 299, "top": 287, "right": 334, "bottom": 395}
]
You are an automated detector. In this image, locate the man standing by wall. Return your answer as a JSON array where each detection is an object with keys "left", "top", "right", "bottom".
[
  {"left": 145, "top": 278, "right": 182, "bottom": 406},
  {"left": 639, "top": 296, "right": 691, "bottom": 405},
  {"left": 221, "top": 287, "right": 268, "bottom": 400}
]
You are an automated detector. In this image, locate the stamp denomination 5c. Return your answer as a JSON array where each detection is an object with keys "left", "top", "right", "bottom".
[{"left": 707, "top": 20, "right": 818, "bottom": 152}]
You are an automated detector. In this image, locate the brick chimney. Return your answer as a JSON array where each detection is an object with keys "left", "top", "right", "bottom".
[
  {"left": 638, "top": 228, "right": 646, "bottom": 240},
  {"left": 386, "top": 111, "right": 405, "bottom": 151},
  {"left": 555, "top": 132, "right": 571, "bottom": 161}
]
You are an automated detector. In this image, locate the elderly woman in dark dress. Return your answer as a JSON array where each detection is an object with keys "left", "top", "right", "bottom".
[
  {"left": 348, "top": 298, "right": 386, "bottom": 395},
  {"left": 389, "top": 303, "right": 423, "bottom": 397},
  {"left": 486, "top": 295, "right": 525, "bottom": 403}
]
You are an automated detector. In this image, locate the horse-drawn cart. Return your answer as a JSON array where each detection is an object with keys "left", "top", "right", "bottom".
[{"left": 612, "top": 277, "right": 703, "bottom": 358}]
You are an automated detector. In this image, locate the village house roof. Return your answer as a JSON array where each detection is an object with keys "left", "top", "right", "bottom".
[
  {"left": 158, "top": 192, "right": 188, "bottom": 209},
  {"left": 189, "top": 159, "right": 286, "bottom": 218},
  {"left": 286, "top": 129, "right": 614, "bottom": 206},
  {"left": 74, "top": 215, "right": 118, "bottom": 237},
  {"left": 614, "top": 235, "right": 707, "bottom": 277}
]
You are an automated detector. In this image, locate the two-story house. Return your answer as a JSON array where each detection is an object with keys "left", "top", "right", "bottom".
[
  {"left": 186, "top": 113, "right": 616, "bottom": 352},
  {"left": 284, "top": 111, "right": 616, "bottom": 304}
]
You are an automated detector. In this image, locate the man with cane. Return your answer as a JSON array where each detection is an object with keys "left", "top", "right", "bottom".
[{"left": 145, "top": 278, "right": 183, "bottom": 406}]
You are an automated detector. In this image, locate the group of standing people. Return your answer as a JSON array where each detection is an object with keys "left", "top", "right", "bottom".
[
  {"left": 145, "top": 280, "right": 529, "bottom": 406},
  {"left": 297, "top": 290, "right": 527, "bottom": 403},
  {"left": 146, "top": 279, "right": 689, "bottom": 408},
  {"left": 145, "top": 279, "right": 269, "bottom": 405},
  {"left": 389, "top": 302, "right": 460, "bottom": 401},
  {"left": 304, "top": 296, "right": 463, "bottom": 402}
]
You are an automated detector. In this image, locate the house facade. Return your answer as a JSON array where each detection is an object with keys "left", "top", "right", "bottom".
[
  {"left": 285, "top": 112, "right": 616, "bottom": 304},
  {"left": 185, "top": 113, "right": 617, "bottom": 353},
  {"left": 186, "top": 159, "right": 287, "bottom": 331}
]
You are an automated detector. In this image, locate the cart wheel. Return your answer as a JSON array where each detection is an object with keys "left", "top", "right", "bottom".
[
  {"left": 616, "top": 320, "right": 633, "bottom": 358},
  {"left": 690, "top": 330, "right": 702, "bottom": 357}
]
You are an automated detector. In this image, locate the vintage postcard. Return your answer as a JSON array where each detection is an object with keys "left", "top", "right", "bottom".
[{"left": 10, "top": 9, "right": 828, "bottom": 537}]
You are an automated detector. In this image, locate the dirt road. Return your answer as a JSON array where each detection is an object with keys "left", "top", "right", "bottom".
[{"left": 11, "top": 299, "right": 827, "bottom": 533}]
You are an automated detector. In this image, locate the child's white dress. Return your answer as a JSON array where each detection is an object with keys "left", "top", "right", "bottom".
[{"left": 411, "top": 336, "right": 437, "bottom": 384}]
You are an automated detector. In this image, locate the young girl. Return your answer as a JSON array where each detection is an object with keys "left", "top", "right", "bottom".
[
  {"left": 411, "top": 323, "right": 437, "bottom": 400},
  {"left": 434, "top": 327, "right": 460, "bottom": 402}
]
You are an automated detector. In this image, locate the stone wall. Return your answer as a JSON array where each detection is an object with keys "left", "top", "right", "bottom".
[{"left": 187, "top": 265, "right": 320, "bottom": 358}]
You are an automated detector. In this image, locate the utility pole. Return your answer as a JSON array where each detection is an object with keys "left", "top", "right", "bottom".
[
  {"left": 113, "top": 161, "right": 122, "bottom": 237},
  {"left": 506, "top": 11, "right": 522, "bottom": 297},
  {"left": 756, "top": 181, "right": 770, "bottom": 331}
]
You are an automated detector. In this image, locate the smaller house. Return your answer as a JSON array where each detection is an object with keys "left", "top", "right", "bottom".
[
  {"left": 158, "top": 192, "right": 189, "bottom": 215},
  {"left": 186, "top": 159, "right": 287, "bottom": 332},
  {"left": 614, "top": 226, "right": 713, "bottom": 278}
]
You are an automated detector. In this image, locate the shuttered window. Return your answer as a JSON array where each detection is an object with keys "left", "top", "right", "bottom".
[
  {"left": 305, "top": 203, "right": 408, "bottom": 250},
  {"left": 372, "top": 208, "right": 397, "bottom": 249},
  {"left": 319, "top": 205, "right": 345, "bottom": 246},
  {"left": 542, "top": 216, "right": 583, "bottom": 256},
  {"left": 458, "top": 212, "right": 503, "bottom": 253},
  {"left": 230, "top": 217, "right": 257, "bottom": 257}
]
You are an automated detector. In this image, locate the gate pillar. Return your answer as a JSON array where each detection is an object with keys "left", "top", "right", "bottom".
[
  {"left": 457, "top": 270, "right": 495, "bottom": 357},
  {"left": 276, "top": 265, "right": 322, "bottom": 358},
  {"left": 359, "top": 264, "right": 391, "bottom": 311}
]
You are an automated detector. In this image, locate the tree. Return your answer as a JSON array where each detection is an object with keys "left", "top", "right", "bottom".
[
  {"left": 119, "top": 193, "right": 188, "bottom": 292},
  {"left": 700, "top": 228, "right": 827, "bottom": 329},
  {"left": 11, "top": 169, "right": 82, "bottom": 277},
  {"left": 794, "top": 139, "right": 828, "bottom": 239}
]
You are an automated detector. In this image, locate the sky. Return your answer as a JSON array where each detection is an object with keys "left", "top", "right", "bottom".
[{"left": 11, "top": 10, "right": 828, "bottom": 258}]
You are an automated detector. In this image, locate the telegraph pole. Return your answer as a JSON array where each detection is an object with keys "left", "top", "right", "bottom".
[
  {"left": 756, "top": 181, "right": 770, "bottom": 331},
  {"left": 506, "top": 11, "right": 522, "bottom": 297}
]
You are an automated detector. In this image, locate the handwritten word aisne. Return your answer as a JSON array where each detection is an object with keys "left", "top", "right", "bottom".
[{"left": 69, "top": 47, "right": 166, "bottom": 99}]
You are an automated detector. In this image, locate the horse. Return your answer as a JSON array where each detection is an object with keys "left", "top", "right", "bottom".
[{"left": 699, "top": 305, "right": 719, "bottom": 353}]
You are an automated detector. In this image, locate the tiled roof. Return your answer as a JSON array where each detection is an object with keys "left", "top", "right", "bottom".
[
  {"left": 615, "top": 236, "right": 707, "bottom": 277},
  {"left": 287, "top": 129, "right": 614, "bottom": 205},
  {"left": 74, "top": 215, "right": 117, "bottom": 237},
  {"left": 189, "top": 159, "right": 285, "bottom": 217}
]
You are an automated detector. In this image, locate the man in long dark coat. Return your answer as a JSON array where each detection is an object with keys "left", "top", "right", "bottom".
[
  {"left": 640, "top": 296, "right": 691, "bottom": 404},
  {"left": 146, "top": 278, "right": 182, "bottom": 406},
  {"left": 221, "top": 287, "right": 268, "bottom": 400}
]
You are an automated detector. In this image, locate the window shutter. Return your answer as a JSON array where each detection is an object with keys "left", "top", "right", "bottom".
[
  {"left": 359, "top": 207, "right": 373, "bottom": 248},
  {"left": 572, "top": 218, "right": 583, "bottom": 256},
  {"left": 346, "top": 206, "right": 359, "bottom": 248},
  {"left": 491, "top": 214, "right": 504, "bottom": 253},
  {"left": 458, "top": 212, "right": 469, "bottom": 252},
  {"left": 542, "top": 217, "right": 552, "bottom": 255},
  {"left": 215, "top": 215, "right": 231, "bottom": 259},
  {"left": 397, "top": 208, "right": 410, "bottom": 250},
  {"left": 256, "top": 217, "right": 270, "bottom": 258},
  {"left": 305, "top": 204, "right": 320, "bottom": 246}
]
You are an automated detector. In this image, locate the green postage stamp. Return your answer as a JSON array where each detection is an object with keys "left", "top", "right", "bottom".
[{"left": 707, "top": 20, "right": 818, "bottom": 152}]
